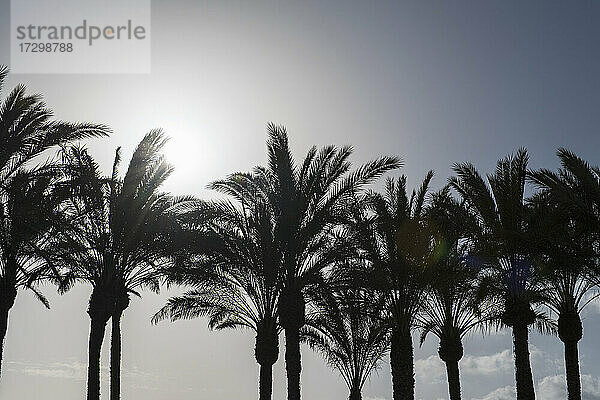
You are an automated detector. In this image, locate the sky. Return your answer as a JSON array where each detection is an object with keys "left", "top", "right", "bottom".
[{"left": 1, "top": 1, "right": 600, "bottom": 399}]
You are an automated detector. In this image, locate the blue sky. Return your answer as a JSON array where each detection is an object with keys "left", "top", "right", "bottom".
[{"left": 1, "top": 1, "right": 600, "bottom": 399}]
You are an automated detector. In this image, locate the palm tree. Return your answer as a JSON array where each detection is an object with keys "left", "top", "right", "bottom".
[
  {"left": 302, "top": 284, "right": 389, "bottom": 400},
  {"left": 240, "top": 123, "right": 401, "bottom": 400},
  {"left": 345, "top": 172, "right": 436, "bottom": 400},
  {"left": 153, "top": 178, "right": 282, "bottom": 400},
  {"left": 0, "top": 65, "right": 108, "bottom": 380},
  {"left": 417, "top": 188, "right": 484, "bottom": 400},
  {"left": 529, "top": 153, "right": 600, "bottom": 400},
  {"left": 449, "top": 149, "right": 550, "bottom": 400},
  {"left": 529, "top": 148, "right": 600, "bottom": 229},
  {"left": 55, "top": 131, "right": 186, "bottom": 400}
]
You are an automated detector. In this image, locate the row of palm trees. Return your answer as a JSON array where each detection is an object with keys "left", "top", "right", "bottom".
[{"left": 0, "top": 66, "right": 599, "bottom": 400}]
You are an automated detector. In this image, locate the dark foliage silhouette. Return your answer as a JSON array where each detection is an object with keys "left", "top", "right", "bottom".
[
  {"left": 529, "top": 150, "right": 600, "bottom": 400},
  {"left": 303, "top": 283, "right": 389, "bottom": 400},
  {"left": 1, "top": 72, "right": 600, "bottom": 400},
  {"left": 54, "top": 131, "right": 188, "bottom": 400},
  {"left": 343, "top": 172, "right": 436, "bottom": 400},
  {"left": 417, "top": 188, "right": 486, "bottom": 400},
  {"left": 0, "top": 65, "right": 108, "bottom": 380},
  {"left": 450, "top": 149, "right": 552, "bottom": 400},
  {"left": 153, "top": 175, "right": 282, "bottom": 400},
  {"left": 232, "top": 123, "right": 400, "bottom": 400}
]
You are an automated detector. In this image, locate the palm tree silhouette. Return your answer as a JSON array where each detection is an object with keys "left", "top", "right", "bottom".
[
  {"left": 239, "top": 123, "right": 400, "bottom": 400},
  {"left": 450, "top": 149, "right": 550, "bottom": 400},
  {"left": 153, "top": 176, "right": 282, "bottom": 400},
  {"left": 417, "top": 188, "right": 486, "bottom": 400},
  {"left": 529, "top": 150, "right": 600, "bottom": 400},
  {"left": 55, "top": 131, "right": 186, "bottom": 400},
  {"left": 344, "top": 173, "right": 435, "bottom": 400},
  {"left": 529, "top": 148, "right": 600, "bottom": 229},
  {"left": 0, "top": 65, "right": 108, "bottom": 380},
  {"left": 303, "top": 283, "right": 389, "bottom": 400}
]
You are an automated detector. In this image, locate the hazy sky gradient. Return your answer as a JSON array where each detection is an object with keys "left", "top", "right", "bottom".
[{"left": 1, "top": 1, "right": 600, "bottom": 399}]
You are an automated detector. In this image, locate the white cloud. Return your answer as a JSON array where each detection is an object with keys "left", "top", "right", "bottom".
[
  {"left": 582, "top": 375, "right": 600, "bottom": 400},
  {"left": 537, "top": 374, "right": 600, "bottom": 400},
  {"left": 381, "top": 345, "right": 596, "bottom": 400},
  {"left": 415, "top": 355, "right": 446, "bottom": 383},
  {"left": 461, "top": 344, "right": 561, "bottom": 378},
  {"left": 416, "top": 349, "right": 514, "bottom": 386},
  {"left": 461, "top": 350, "right": 513, "bottom": 376},
  {"left": 471, "top": 385, "right": 515, "bottom": 400},
  {"left": 537, "top": 375, "right": 566, "bottom": 400},
  {"left": 472, "top": 374, "right": 600, "bottom": 400},
  {"left": 4, "top": 359, "right": 157, "bottom": 387},
  {"left": 4, "top": 360, "right": 87, "bottom": 380}
]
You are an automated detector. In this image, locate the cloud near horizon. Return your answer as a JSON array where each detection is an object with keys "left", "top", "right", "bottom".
[
  {"left": 415, "top": 349, "right": 515, "bottom": 384},
  {"left": 4, "top": 359, "right": 157, "bottom": 384},
  {"left": 414, "top": 344, "right": 600, "bottom": 400}
]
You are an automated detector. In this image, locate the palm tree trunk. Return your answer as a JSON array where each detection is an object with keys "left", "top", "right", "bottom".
[
  {"left": 445, "top": 359, "right": 461, "bottom": 400},
  {"left": 259, "top": 362, "right": 273, "bottom": 400},
  {"left": 0, "top": 284, "right": 17, "bottom": 381},
  {"left": 0, "top": 306, "right": 9, "bottom": 380},
  {"left": 87, "top": 316, "right": 108, "bottom": 400},
  {"left": 558, "top": 311, "right": 583, "bottom": 400},
  {"left": 284, "top": 326, "right": 302, "bottom": 400},
  {"left": 255, "top": 324, "right": 278, "bottom": 400},
  {"left": 512, "top": 324, "right": 535, "bottom": 400},
  {"left": 110, "top": 310, "right": 123, "bottom": 400},
  {"left": 390, "top": 327, "right": 414, "bottom": 400},
  {"left": 348, "top": 386, "right": 362, "bottom": 400},
  {"left": 563, "top": 340, "right": 581, "bottom": 400}
]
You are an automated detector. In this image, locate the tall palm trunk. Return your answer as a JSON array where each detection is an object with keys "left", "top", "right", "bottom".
[
  {"left": 110, "top": 310, "right": 123, "bottom": 400},
  {"left": 563, "top": 340, "right": 581, "bottom": 400},
  {"left": 444, "top": 359, "right": 461, "bottom": 400},
  {"left": 87, "top": 290, "right": 112, "bottom": 400},
  {"left": 110, "top": 292, "right": 129, "bottom": 400},
  {"left": 438, "top": 334, "right": 464, "bottom": 400},
  {"left": 280, "top": 287, "right": 305, "bottom": 400},
  {"left": 348, "top": 386, "right": 362, "bottom": 400},
  {"left": 284, "top": 327, "right": 301, "bottom": 400},
  {"left": 0, "top": 306, "right": 10, "bottom": 380},
  {"left": 390, "top": 326, "right": 414, "bottom": 400},
  {"left": 512, "top": 324, "right": 535, "bottom": 400},
  {"left": 87, "top": 316, "right": 108, "bottom": 400},
  {"left": 0, "top": 284, "right": 17, "bottom": 380},
  {"left": 255, "top": 327, "right": 278, "bottom": 400},
  {"left": 558, "top": 312, "right": 583, "bottom": 400},
  {"left": 259, "top": 363, "right": 273, "bottom": 400}
]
